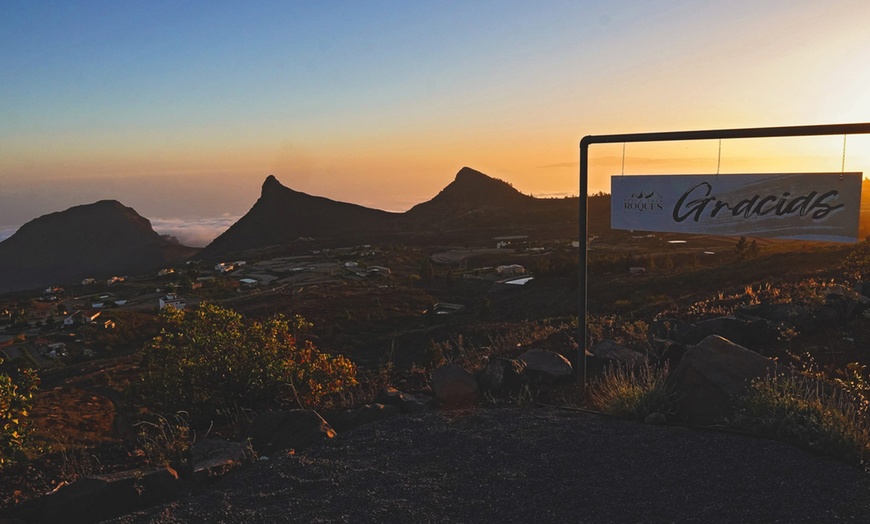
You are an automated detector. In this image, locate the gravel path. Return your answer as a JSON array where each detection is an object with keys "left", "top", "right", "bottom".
[{"left": 109, "top": 407, "right": 870, "bottom": 523}]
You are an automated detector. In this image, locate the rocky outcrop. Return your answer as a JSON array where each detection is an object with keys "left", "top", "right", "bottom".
[
  {"left": 668, "top": 335, "right": 778, "bottom": 425},
  {"left": 191, "top": 438, "right": 255, "bottom": 483},
  {"left": 476, "top": 358, "right": 528, "bottom": 396},
  {"left": 588, "top": 339, "right": 645, "bottom": 363},
  {"left": 431, "top": 364, "right": 480, "bottom": 407},
  {"left": 517, "top": 349, "right": 574, "bottom": 384}
]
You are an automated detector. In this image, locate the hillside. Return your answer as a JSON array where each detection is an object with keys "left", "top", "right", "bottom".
[
  {"left": 200, "top": 168, "right": 582, "bottom": 259},
  {"left": 0, "top": 200, "right": 196, "bottom": 293}
]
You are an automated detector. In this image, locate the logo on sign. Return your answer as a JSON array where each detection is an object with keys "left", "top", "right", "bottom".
[{"left": 623, "top": 191, "right": 664, "bottom": 214}]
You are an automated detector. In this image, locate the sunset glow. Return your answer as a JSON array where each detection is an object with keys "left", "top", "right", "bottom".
[{"left": 3, "top": 1, "right": 870, "bottom": 244}]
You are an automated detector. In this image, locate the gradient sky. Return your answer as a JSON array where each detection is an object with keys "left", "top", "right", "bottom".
[{"left": 3, "top": 0, "right": 870, "bottom": 245}]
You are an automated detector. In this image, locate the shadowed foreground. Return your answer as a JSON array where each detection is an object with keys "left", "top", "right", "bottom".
[{"left": 109, "top": 407, "right": 870, "bottom": 523}]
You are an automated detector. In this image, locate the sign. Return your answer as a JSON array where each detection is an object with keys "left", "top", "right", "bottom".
[{"left": 611, "top": 173, "right": 862, "bottom": 242}]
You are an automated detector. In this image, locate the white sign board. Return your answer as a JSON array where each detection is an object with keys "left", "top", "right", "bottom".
[{"left": 611, "top": 173, "right": 862, "bottom": 242}]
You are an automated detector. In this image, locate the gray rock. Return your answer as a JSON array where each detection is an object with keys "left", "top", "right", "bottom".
[
  {"left": 191, "top": 438, "right": 254, "bottom": 483},
  {"left": 588, "top": 339, "right": 645, "bottom": 363},
  {"left": 517, "top": 349, "right": 573, "bottom": 384},
  {"left": 476, "top": 358, "right": 528, "bottom": 396},
  {"left": 431, "top": 364, "right": 480, "bottom": 407},
  {"left": 668, "top": 335, "right": 777, "bottom": 425},
  {"left": 247, "top": 410, "right": 336, "bottom": 456}
]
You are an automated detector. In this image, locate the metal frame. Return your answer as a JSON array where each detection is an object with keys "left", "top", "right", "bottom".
[{"left": 577, "top": 122, "right": 870, "bottom": 392}]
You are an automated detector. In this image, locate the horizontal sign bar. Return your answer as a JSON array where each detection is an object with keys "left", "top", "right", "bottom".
[{"left": 611, "top": 173, "right": 862, "bottom": 242}]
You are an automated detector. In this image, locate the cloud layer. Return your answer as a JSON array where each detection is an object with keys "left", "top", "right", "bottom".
[{"left": 150, "top": 216, "right": 241, "bottom": 248}]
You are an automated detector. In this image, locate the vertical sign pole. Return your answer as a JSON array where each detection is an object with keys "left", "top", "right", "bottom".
[{"left": 577, "top": 137, "right": 591, "bottom": 397}]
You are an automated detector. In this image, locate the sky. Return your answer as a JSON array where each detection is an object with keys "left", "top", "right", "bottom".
[{"left": 3, "top": 0, "right": 870, "bottom": 246}]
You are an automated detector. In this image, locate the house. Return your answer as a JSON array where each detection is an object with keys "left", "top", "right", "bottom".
[
  {"left": 159, "top": 294, "right": 186, "bottom": 311},
  {"left": 63, "top": 310, "right": 101, "bottom": 327},
  {"left": 157, "top": 268, "right": 175, "bottom": 277},
  {"left": 215, "top": 263, "right": 234, "bottom": 273},
  {"left": 82, "top": 278, "right": 96, "bottom": 285}
]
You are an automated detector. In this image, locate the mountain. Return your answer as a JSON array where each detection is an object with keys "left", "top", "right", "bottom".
[
  {"left": 199, "top": 168, "right": 581, "bottom": 259},
  {"left": 198, "top": 175, "right": 401, "bottom": 259},
  {"left": 0, "top": 200, "right": 196, "bottom": 293}
]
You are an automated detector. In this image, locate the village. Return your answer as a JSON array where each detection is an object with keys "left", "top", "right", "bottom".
[{"left": 0, "top": 236, "right": 574, "bottom": 373}]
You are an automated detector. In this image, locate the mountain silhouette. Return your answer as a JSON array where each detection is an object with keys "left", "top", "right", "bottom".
[
  {"left": 199, "top": 167, "right": 580, "bottom": 259},
  {"left": 0, "top": 200, "right": 195, "bottom": 293}
]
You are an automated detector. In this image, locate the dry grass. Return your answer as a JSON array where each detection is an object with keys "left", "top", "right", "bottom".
[
  {"left": 732, "top": 372, "right": 870, "bottom": 466},
  {"left": 588, "top": 361, "right": 672, "bottom": 420}
]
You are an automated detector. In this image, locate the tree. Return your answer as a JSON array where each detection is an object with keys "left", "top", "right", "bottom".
[
  {"left": 735, "top": 236, "right": 748, "bottom": 260},
  {"left": 0, "top": 363, "right": 39, "bottom": 467},
  {"left": 136, "top": 304, "right": 357, "bottom": 418}
]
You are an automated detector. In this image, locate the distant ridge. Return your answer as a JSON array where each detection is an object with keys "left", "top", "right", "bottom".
[
  {"left": 197, "top": 175, "right": 401, "bottom": 258},
  {"left": 0, "top": 200, "right": 196, "bottom": 293},
  {"left": 199, "top": 168, "right": 580, "bottom": 259}
]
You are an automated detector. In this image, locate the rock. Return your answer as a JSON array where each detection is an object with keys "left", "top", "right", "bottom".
[
  {"left": 247, "top": 410, "right": 336, "bottom": 456},
  {"left": 526, "top": 328, "right": 579, "bottom": 361},
  {"left": 191, "top": 438, "right": 254, "bottom": 483},
  {"left": 376, "top": 387, "right": 436, "bottom": 413},
  {"left": 651, "top": 318, "right": 705, "bottom": 345},
  {"left": 588, "top": 339, "right": 645, "bottom": 363},
  {"left": 9, "top": 467, "right": 181, "bottom": 524},
  {"left": 668, "top": 335, "right": 777, "bottom": 425},
  {"left": 432, "top": 364, "right": 480, "bottom": 407},
  {"left": 476, "top": 358, "right": 528, "bottom": 396},
  {"left": 323, "top": 403, "right": 401, "bottom": 433},
  {"left": 517, "top": 349, "right": 573, "bottom": 384},
  {"left": 693, "top": 316, "right": 779, "bottom": 348}
]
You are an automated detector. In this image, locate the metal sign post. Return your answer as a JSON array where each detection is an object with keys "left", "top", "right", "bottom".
[{"left": 577, "top": 122, "right": 870, "bottom": 395}]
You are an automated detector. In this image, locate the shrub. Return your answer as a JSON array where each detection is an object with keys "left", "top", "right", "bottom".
[
  {"left": 588, "top": 361, "right": 671, "bottom": 420},
  {"left": 0, "top": 365, "right": 39, "bottom": 467},
  {"left": 136, "top": 304, "right": 357, "bottom": 419},
  {"left": 733, "top": 371, "right": 870, "bottom": 465}
]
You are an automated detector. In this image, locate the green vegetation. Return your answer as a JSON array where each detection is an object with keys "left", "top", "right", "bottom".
[
  {"left": 135, "top": 304, "right": 358, "bottom": 420},
  {"left": 588, "top": 361, "right": 671, "bottom": 420},
  {"left": 732, "top": 370, "right": 870, "bottom": 465},
  {"left": 0, "top": 363, "right": 39, "bottom": 467}
]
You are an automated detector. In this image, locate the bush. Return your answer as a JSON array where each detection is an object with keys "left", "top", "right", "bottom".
[
  {"left": 588, "top": 361, "right": 671, "bottom": 420},
  {"left": 136, "top": 304, "right": 357, "bottom": 419},
  {"left": 0, "top": 365, "right": 39, "bottom": 467},
  {"left": 733, "top": 371, "right": 870, "bottom": 465}
]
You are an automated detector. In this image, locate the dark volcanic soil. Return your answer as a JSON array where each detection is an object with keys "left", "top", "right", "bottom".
[{"left": 108, "top": 407, "right": 870, "bottom": 523}]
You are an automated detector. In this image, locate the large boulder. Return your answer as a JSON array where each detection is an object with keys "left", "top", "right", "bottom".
[
  {"left": 476, "top": 358, "right": 528, "bottom": 396},
  {"left": 247, "top": 410, "right": 336, "bottom": 457},
  {"left": 517, "top": 349, "right": 573, "bottom": 384},
  {"left": 668, "top": 335, "right": 777, "bottom": 425},
  {"left": 432, "top": 364, "right": 480, "bottom": 407}
]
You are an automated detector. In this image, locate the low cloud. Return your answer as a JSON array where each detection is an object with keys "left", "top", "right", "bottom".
[
  {"left": 0, "top": 226, "right": 17, "bottom": 243},
  {"left": 150, "top": 216, "right": 241, "bottom": 248}
]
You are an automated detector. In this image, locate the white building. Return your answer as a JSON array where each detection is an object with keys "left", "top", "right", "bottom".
[{"left": 159, "top": 294, "right": 187, "bottom": 311}]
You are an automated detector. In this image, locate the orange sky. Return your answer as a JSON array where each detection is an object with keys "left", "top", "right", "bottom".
[{"left": 3, "top": 1, "right": 870, "bottom": 243}]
